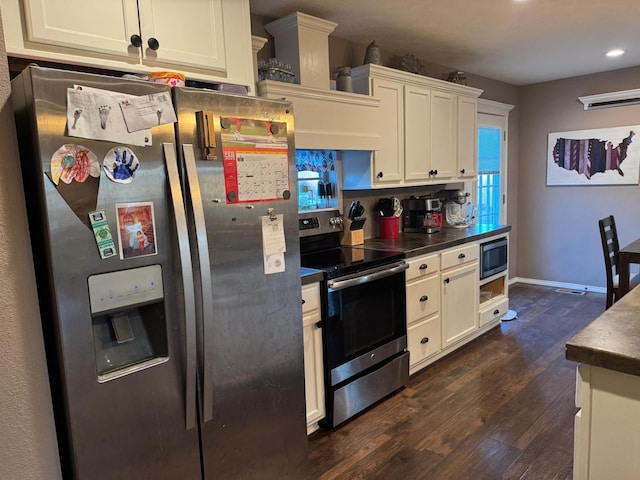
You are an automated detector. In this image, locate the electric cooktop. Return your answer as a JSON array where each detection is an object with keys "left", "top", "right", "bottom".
[{"left": 301, "top": 246, "right": 405, "bottom": 279}]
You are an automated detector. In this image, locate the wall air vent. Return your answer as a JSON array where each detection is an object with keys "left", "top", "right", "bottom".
[{"left": 578, "top": 88, "right": 640, "bottom": 110}]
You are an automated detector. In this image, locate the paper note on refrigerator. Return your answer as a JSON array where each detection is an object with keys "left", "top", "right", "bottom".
[
  {"left": 67, "top": 86, "right": 152, "bottom": 146},
  {"left": 262, "top": 214, "right": 286, "bottom": 274},
  {"left": 119, "top": 92, "right": 177, "bottom": 132}
]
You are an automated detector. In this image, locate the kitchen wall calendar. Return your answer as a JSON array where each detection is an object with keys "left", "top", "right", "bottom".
[{"left": 219, "top": 117, "right": 290, "bottom": 203}]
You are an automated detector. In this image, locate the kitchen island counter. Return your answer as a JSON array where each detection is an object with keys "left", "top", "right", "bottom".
[
  {"left": 566, "top": 284, "right": 640, "bottom": 375},
  {"left": 565, "top": 284, "right": 640, "bottom": 479},
  {"left": 363, "top": 224, "right": 511, "bottom": 258}
]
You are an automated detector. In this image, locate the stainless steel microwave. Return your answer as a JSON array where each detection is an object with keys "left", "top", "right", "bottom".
[{"left": 480, "top": 237, "right": 508, "bottom": 279}]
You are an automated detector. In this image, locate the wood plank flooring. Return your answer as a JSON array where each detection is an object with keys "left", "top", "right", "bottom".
[{"left": 307, "top": 283, "right": 605, "bottom": 480}]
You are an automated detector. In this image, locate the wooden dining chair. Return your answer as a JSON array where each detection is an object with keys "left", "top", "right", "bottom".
[{"left": 598, "top": 215, "right": 640, "bottom": 308}]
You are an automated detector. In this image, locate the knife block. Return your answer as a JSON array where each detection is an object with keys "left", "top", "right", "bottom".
[{"left": 341, "top": 218, "right": 364, "bottom": 246}]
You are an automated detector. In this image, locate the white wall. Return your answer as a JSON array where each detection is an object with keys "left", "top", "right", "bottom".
[
  {"left": 518, "top": 66, "right": 640, "bottom": 288},
  {"left": 0, "top": 10, "right": 62, "bottom": 479}
]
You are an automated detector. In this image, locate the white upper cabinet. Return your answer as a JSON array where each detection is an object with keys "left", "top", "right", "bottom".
[
  {"left": 371, "top": 77, "right": 404, "bottom": 185},
  {"left": 457, "top": 96, "right": 478, "bottom": 179},
  {"left": 136, "top": 0, "right": 226, "bottom": 71},
  {"left": 3, "top": 0, "right": 253, "bottom": 87},
  {"left": 345, "top": 64, "right": 482, "bottom": 189},
  {"left": 429, "top": 90, "right": 456, "bottom": 182},
  {"left": 23, "top": 0, "right": 140, "bottom": 57}
]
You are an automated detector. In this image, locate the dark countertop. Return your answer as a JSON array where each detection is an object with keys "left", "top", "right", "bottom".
[
  {"left": 299, "top": 224, "right": 510, "bottom": 282},
  {"left": 301, "top": 267, "right": 324, "bottom": 285},
  {"left": 363, "top": 224, "right": 511, "bottom": 258},
  {"left": 566, "top": 286, "right": 640, "bottom": 376}
]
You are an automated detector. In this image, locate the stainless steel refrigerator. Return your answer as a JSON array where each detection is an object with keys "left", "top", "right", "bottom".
[{"left": 11, "top": 65, "right": 307, "bottom": 479}]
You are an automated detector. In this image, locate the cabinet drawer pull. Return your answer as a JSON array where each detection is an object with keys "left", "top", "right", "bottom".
[
  {"left": 419, "top": 295, "right": 429, "bottom": 302},
  {"left": 458, "top": 253, "right": 466, "bottom": 259},
  {"left": 493, "top": 309, "right": 500, "bottom": 315},
  {"left": 444, "top": 278, "right": 450, "bottom": 284},
  {"left": 460, "top": 168, "right": 466, "bottom": 174},
  {"left": 419, "top": 263, "right": 428, "bottom": 270},
  {"left": 420, "top": 337, "right": 429, "bottom": 344}
]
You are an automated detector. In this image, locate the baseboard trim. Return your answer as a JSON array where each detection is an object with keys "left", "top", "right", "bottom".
[{"left": 509, "top": 276, "right": 605, "bottom": 294}]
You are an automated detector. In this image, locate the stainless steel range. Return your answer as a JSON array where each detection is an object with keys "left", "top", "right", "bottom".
[{"left": 299, "top": 210, "right": 410, "bottom": 428}]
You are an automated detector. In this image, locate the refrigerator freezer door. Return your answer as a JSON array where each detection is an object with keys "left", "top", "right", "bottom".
[
  {"left": 173, "top": 87, "right": 308, "bottom": 478},
  {"left": 12, "top": 66, "right": 200, "bottom": 479}
]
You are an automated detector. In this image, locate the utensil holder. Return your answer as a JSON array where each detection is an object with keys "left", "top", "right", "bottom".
[
  {"left": 341, "top": 218, "right": 364, "bottom": 245},
  {"left": 379, "top": 216, "right": 399, "bottom": 239}
]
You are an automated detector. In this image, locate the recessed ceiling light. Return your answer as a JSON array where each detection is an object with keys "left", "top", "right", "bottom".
[{"left": 606, "top": 49, "right": 625, "bottom": 57}]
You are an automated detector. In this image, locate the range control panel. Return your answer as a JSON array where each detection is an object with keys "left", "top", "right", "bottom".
[{"left": 298, "top": 209, "right": 344, "bottom": 237}]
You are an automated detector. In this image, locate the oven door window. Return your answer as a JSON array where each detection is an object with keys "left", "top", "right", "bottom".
[{"left": 326, "top": 272, "right": 406, "bottom": 369}]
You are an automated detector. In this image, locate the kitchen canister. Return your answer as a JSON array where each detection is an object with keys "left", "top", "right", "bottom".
[
  {"left": 335, "top": 66, "right": 353, "bottom": 92},
  {"left": 379, "top": 216, "right": 399, "bottom": 239}
]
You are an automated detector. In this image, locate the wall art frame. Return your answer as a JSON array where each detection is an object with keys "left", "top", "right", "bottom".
[{"left": 547, "top": 125, "right": 639, "bottom": 186}]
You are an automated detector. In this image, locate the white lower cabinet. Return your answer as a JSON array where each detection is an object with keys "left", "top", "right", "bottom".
[
  {"left": 302, "top": 283, "right": 325, "bottom": 434},
  {"left": 406, "top": 239, "right": 510, "bottom": 376},
  {"left": 441, "top": 244, "right": 479, "bottom": 348},
  {"left": 574, "top": 364, "right": 640, "bottom": 479},
  {"left": 407, "top": 314, "right": 441, "bottom": 373},
  {"left": 405, "top": 253, "right": 442, "bottom": 374}
]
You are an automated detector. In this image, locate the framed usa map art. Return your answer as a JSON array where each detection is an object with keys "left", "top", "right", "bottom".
[{"left": 547, "top": 125, "right": 640, "bottom": 185}]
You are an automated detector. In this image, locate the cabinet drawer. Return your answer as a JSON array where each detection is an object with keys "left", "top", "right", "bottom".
[
  {"left": 406, "top": 276, "right": 440, "bottom": 323},
  {"left": 408, "top": 315, "right": 442, "bottom": 366},
  {"left": 406, "top": 253, "right": 440, "bottom": 281},
  {"left": 479, "top": 297, "right": 509, "bottom": 326},
  {"left": 441, "top": 243, "right": 478, "bottom": 270},
  {"left": 301, "top": 283, "right": 321, "bottom": 315}
]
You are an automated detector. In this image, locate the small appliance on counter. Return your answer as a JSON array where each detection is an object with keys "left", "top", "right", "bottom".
[
  {"left": 438, "top": 189, "right": 475, "bottom": 228},
  {"left": 401, "top": 196, "right": 442, "bottom": 234}
]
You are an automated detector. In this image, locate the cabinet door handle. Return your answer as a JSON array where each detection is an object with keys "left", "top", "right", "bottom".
[
  {"left": 460, "top": 168, "right": 466, "bottom": 174},
  {"left": 301, "top": 299, "right": 306, "bottom": 305},
  {"left": 130, "top": 34, "right": 143, "bottom": 48},
  {"left": 420, "top": 337, "right": 429, "bottom": 344},
  {"left": 419, "top": 295, "right": 429, "bottom": 302},
  {"left": 433, "top": 169, "right": 438, "bottom": 175},
  {"left": 376, "top": 171, "right": 384, "bottom": 179},
  {"left": 419, "top": 263, "right": 428, "bottom": 270},
  {"left": 147, "top": 37, "right": 160, "bottom": 50},
  {"left": 315, "top": 321, "right": 324, "bottom": 329},
  {"left": 458, "top": 253, "right": 466, "bottom": 259},
  {"left": 493, "top": 309, "right": 500, "bottom": 315},
  {"left": 444, "top": 278, "right": 450, "bottom": 284}
]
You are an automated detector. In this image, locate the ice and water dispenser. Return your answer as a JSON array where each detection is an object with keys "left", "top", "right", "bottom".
[{"left": 88, "top": 265, "right": 168, "bottom": 381}]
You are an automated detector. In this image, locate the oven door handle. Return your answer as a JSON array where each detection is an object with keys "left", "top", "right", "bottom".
[{"left": 327, "top": 262, "right": 409, "bottom": 291}]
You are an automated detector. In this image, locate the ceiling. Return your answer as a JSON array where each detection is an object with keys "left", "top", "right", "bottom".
[{"left": 249, "top": 0, "right": 640, "bottom": 86}]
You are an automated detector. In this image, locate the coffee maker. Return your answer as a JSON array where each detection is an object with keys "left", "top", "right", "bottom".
[{"left": 402, "top": 197, "right": 442, "bottom": 234}]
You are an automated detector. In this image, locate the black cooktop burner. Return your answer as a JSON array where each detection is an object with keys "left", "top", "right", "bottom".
[{"left": 301, "top": 246, "right": 405, "bottom": 279}]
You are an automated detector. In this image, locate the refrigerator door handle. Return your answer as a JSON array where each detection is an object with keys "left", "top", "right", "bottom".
[
  {"left": 182, "top": 143, "right": 215, "bottom": 424},
  {"left": 163, "top": 143, "right": 198, "bottom": 431}
]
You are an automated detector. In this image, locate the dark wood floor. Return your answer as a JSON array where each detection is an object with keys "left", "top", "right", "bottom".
[{"left": 307, "top": 283, "right": 605, "bottom": 480}]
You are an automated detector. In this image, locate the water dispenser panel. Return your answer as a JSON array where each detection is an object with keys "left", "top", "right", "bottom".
[{"left": 88, "top": 265, "right": 164, "bottom": 315}]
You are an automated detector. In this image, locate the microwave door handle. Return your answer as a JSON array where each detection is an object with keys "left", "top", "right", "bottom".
[
  {"left": 163, "top": 143, "right": 197, "bottom": 431},
  {"left": 183, "top": 143, "right": 215, "bottom": 424},
  {"left": 327, "top": 262, "right": 409, "bottom": 291}
]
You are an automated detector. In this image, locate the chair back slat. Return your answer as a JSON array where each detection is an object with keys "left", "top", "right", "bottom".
[{"left": 599, "top": 215, "right": 620, "bottom": 308}]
